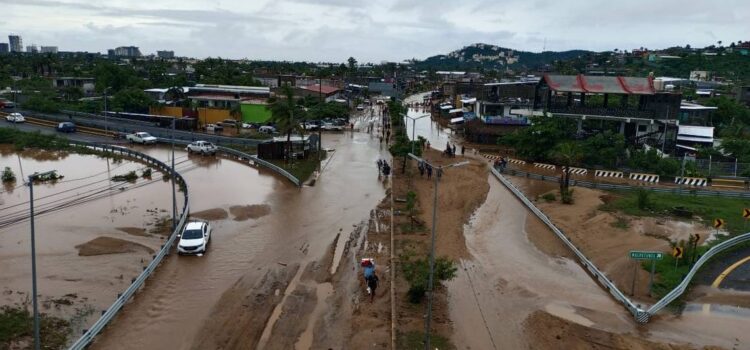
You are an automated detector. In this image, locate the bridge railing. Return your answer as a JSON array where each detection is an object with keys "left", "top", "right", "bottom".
[{"left": 67, "top": 142, "right": 190, "bottom": 350}]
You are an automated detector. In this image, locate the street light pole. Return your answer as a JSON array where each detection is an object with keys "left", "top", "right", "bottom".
[
  {"left": 171, "top": 119, "right": 177, "bottom": 231},
  {"left": 405, "top": 114, "right": 429, "bottom": 155},
  {"left": 28, "top": 171, "right": 56, "bottom": 350},
  {"left": 408, "top": 154, "right": 468, "bottom": 350}
]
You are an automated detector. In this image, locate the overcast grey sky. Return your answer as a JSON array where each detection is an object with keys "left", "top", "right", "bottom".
[{"left": 2, "top": 0, "right": 748, "bottom": 62}]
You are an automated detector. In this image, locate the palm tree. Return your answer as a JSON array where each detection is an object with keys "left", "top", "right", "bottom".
[
  {"left": 551, "top": 142, "right": 583, "bottom": 203},
  {"left": 267, "top": 84, "right": 304, "bottom": 162},
  {"left": 165, "top": 86, "right": 185, "bottom": 107}
]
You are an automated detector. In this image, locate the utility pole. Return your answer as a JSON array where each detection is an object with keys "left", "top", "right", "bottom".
[
  {"left": 104, "top": 87, "right": 111, "bottom": 136},
  {"left": 28, "top": 171, "right": 55, "bottom": 350},
  {"left": 408, "top": 154, "right": 468, "bottom": 350}
]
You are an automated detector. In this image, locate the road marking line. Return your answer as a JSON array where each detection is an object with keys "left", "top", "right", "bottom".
[{"left": 711, "top": 255, "right": 750, "bottom": 288}]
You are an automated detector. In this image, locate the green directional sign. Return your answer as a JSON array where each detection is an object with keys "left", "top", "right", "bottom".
[{"left": 629, "top": 251, "right": 663, "bottom": 260}]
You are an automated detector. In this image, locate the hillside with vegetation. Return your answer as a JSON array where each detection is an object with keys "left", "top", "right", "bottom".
[{"left": 412, "top": 43, "right": 590, "bottom": 71}]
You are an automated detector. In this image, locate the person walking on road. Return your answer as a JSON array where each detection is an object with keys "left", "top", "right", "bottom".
[
  {"left": 461, "top": 145, "right": 465, "bottom": 156},
  {"left": 367, "top": 274, "right": 379, "bottom": 302},
  {"left": 426, "top": 164, "right": 433, "bottom": 179},
  {"left": 452, "top": 144, "right": 457, "bottom": 157},
  {"left": 418, "top": 161, "right": 425, "bottom": 177}
]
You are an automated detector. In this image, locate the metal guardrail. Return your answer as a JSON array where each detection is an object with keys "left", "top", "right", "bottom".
[
  {"left": 154, "top": 138, "right": 302, "bottom": 187},
  {"left": 67, "top": 142, "right": 190, "bottom": 350},
  {"left": 501, "top": 168, "right": 750, "bottom": 199},
  {"left": 494, "top": 166, "right": 750, "bottom": 323},
  {"left": 489, "top": 167, "right": 647, "bottom": 321},
  {"left": 646, "top": 231, "right": 750, "bottom": 316}
]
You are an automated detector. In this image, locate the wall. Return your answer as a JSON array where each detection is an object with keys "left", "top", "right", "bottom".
[
  {"left": 198, "top": 108, "right": 231, "bottom": 124},
  {"left": 150, "top": 106, "right": 182, "bottom": 118},
  {"left": 241, "top": 103, "right": 272, "bottom": 123}
]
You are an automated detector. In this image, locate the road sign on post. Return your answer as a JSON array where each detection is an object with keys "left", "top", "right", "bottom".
[
  {"left": 713, "top": 218, "right": 725, "bottom": 229},
  {"left": 629, "top": 251, "right": 664, "bottom": 260},
  {"left": 672, "top": 247, "right": 683, "bottom": 258},
  {"left": 629, "top": 250, "right": 663, "bottom": 296},
  {"left": 743, "top": 208, "right": 750, "bottom": 219}
]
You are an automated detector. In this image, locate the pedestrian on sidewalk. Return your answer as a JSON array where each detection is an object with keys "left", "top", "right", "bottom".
[
  {"left": 426, "top": 164, "right": 433, "bottom": 179},
  {"left": 367, "top": 274, "right": 379, "bottom": 302}
]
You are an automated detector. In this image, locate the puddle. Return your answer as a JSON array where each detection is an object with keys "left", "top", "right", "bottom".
[
  {"left": 684, "top": 303, "right": 750, "bottom": 319},
  {"left": 294, "top": 282, "right": 334, "bottom": 350},
  {"left": 544, "top": 303, "right": 595, "bottom": 327}
]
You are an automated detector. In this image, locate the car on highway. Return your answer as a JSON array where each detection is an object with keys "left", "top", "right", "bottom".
[
  {"left": 126, "top": 132, "right": 158, "bottom": 144},
  {"left": 322, "top": 122, "right": 344, "bottom": 131},
  {"left": 178, "top": 221, "right": 212, "bottom": 255},
  {"left": 219, "top": 119, "right": 238, "bottom": 128},
  {"left": 186, "top": 140, "right": 218, "bottom": 155},
  {"left": 259, "top": 125, "right": 276, "bottom": 134},
  {"left": 56, "top": 122, "right": 76, "bottom": 133},
  {"left": 205, "top": 123, "right": 223, "bottom": 132},
  {"left": 5, "top": 112, "right": 25, "bottom": 123}
]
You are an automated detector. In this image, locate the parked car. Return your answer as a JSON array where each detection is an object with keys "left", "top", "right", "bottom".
[
  {"left": 56, "top": 122, "right": 76, "bottom": 133},
  {"left": 177, "top": 221, "right": 212, "bottom": 255},
  {"left": 219, "top": 119, "right": 238, "bottom": 128},
  {"left": 304, "top": 122, "right": 319, "bottom": 130},
  {"left": 259, "top": 125, "right": 276, "bottom": 134},
  {"left": 126, "top": 132, "right": 157, "bottom": 144},
  {"left": 186, "top": 140, "right": 218, "bottom": 155},
  {"left": 323, "top": 122, "right": 344, "bottom": 131},
  {"left": 356, "top": 105, "right": 365, "bottom": 111},
  {"left": 5, "top": 112, "right": 25, "bottom": 123},
  {"left": 241, "top": 122, "right": 257, "bottom": 129},
  {"left": 205, "top": 123, "right": 223, "bottom": 132},
  {"left": 0, "top": 99, "right": 15, "bottom": 109}
]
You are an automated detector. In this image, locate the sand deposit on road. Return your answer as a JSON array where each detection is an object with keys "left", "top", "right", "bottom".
[
  {"left": 75, "top": 236, "right": 154, "bottom": 256},
  {"left": 229, "top": 204, "right": 271, "bottom": 221},
  {"left": 190, "top": 207, "right": 229, "bottom": 220}
]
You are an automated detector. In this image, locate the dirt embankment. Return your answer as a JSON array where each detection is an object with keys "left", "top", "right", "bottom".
[
  {"left": 75, "top": 237, "right": 154, "bottom": 256},
  {"left": 511, "top": 178, "right": 711, "bottom": 301},
  {"left": 392, "top": 148, "right": 490, "bottom": 345},
  {"left": 524, "top": 311, "right": 722, "bottom": 350}
]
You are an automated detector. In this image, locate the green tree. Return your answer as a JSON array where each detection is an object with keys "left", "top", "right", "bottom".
[
  {"left": 111, "top": 87, "right": 154, "bottom": 113},
  {"left": 267, "top": 84, "right": 305, "bottom": 162},
  {"left": 347, "top": 57, "right": 358, "bottom": 75},
  {"left": 499, "top": 116, "right": 576, "bottom": 161}
]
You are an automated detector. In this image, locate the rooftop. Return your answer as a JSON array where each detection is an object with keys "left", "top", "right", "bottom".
[
  {"left": 543, "top": 74, "right": 656, "bottom": 95},
  {"left": 191, "top": 84, "right": 270, "bottom": 95},
  {"left": 299, "top": 84, "right": 340, "bottom": 94}
]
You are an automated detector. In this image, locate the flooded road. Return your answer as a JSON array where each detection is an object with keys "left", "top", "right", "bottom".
[
  {"left": 0, "top": 145, "right": 180, "bottom": 334},
  {"left": 91, "top": 130, "right": 390, "bottom": 349},
  {"left": 403, "top": 92, "right": 455, "bottom": 151}
]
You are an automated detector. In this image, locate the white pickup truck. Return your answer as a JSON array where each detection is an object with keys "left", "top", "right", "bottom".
[
  {"left": 126, "top": 132, "right": 158, "bottom": 144},
  {"left": 186, "top": 141, "right": 218, "bottom": 155}
]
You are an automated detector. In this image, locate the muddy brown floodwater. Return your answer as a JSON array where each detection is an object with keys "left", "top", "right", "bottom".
[
  {"left": 90, "top": 131, "right": 390, "bottom": 349},
  {"left": 0, "top": 145, "right": 179, "bottom": 336}
]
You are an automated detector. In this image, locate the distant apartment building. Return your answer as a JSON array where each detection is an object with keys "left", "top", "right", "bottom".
[
  {"left": 8, "top": 35, "right": 22, "bottom": 52},
  {"left": 0, "top": 43, "right": 8, "bottom": 54},
  {"left": 40, "top": 46, "right": 58, "bottom": 54},
  {"left": 26, "top": 44, "right": 38, "bottom": 53},
  {"left": 157, "top": 50, "right": 174, "bottom": 59},
  {"left": 112, "top": 46, "right": 142, "bottom": 57}
]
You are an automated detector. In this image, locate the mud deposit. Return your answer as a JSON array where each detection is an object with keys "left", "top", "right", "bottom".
[
  {"left": 190, "top": 207, "right": 229, "bottom": 220},
  {"left": 229, "top": 204, "right": 271, "bottom": 221},
  {"left": 523, "top": 311, "right": 709, "bottom": 350},
  {"left": 116, "top": 227, "right": 148, "bottom": 237},
  {"left": 190, "top": 263, "right": 300, "bottom": 350},
  {"left": 75, "top": 237, "right": 154, "bottom": 256}
]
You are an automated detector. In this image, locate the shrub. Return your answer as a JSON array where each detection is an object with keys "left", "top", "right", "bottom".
[
  {"left": 541, "top": 192, "right": 556, "bottom": 202},
  {"left": 1, "top": 167, "right": 16, "bottom": 183},
  {"left": 401, "top": 256, "right": 457, "bottom": 304},
  {"left": 141, "top": 168, "right": 152, "bottom": 178},
  {"left": 112, "top": 171, "right": 138, "bottom": 182},
  {"left": 637, "top": 189, "right": 652, "bottom": 210}
]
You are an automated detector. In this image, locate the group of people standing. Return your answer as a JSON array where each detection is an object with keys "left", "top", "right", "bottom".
[
  {"left": 444, "top": 141, "right": 463, "bottom": 157},
  {"left": 376, "top": 159, "right": 391, "bottom": 177}
]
